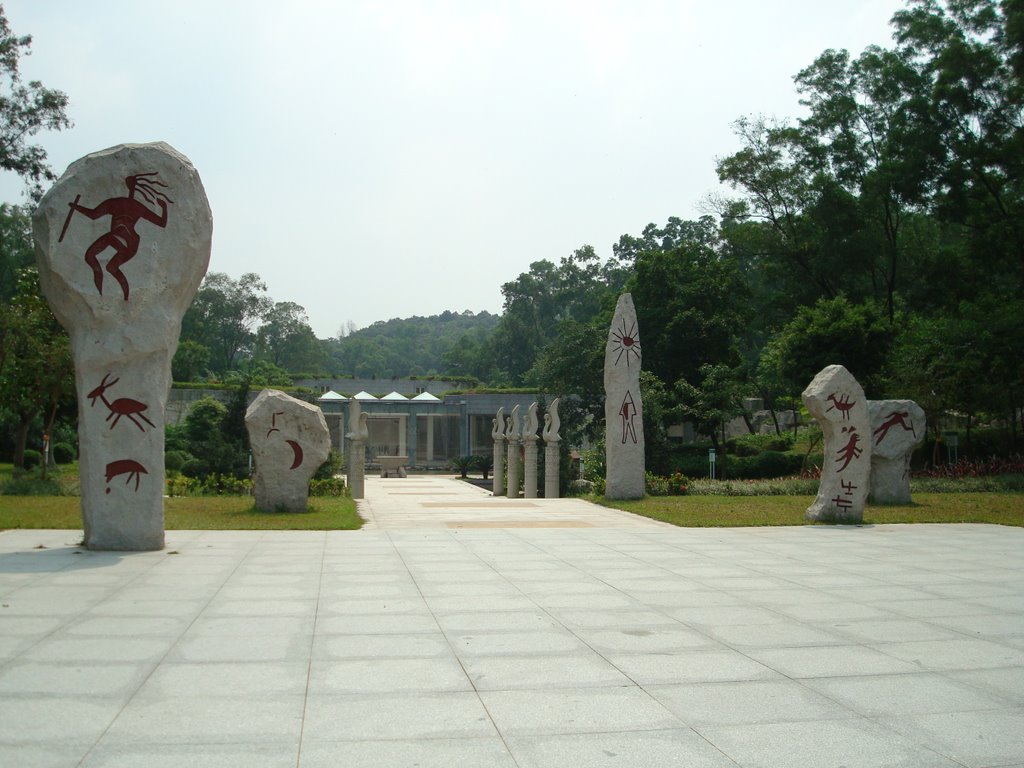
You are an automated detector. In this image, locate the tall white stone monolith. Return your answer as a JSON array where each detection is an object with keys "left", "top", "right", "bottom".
[
  {"left": 491, "top": 406, "right": 505, "bottom": 496},
  {"left": 803, "top": 365, "right": 872, "bottom": 523},
  {"left": 543, "top": 397, "right": 561, "bottom": 499},
  {"left": 522, "top": 402, "right": 539, "bottom": 499},
  {"left": 346, "top": 398, "right": 368, "bottom": 499},
  {"left": 33, "top": 142, "right": 212, "bottom": 550},
  {"left": 505, "top": 404, "right": 521, "bottom": 498},
  {"left": 246, "top": 389, "right": 330, "bottom": 513},
  {"left": 605, "top": 293, "right": 645, "bottom": 499},
  {"left": 869, "top": 399, "right": 926, "bottom": 504}
]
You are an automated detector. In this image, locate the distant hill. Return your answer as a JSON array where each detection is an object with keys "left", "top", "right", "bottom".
[{"left": 323, "top": 310, "right": 499, "bottom": 378}]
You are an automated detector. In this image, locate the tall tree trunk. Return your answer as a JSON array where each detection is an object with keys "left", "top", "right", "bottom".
[{"left": 12, "top": 412, "right": 32, "bottom": 477}]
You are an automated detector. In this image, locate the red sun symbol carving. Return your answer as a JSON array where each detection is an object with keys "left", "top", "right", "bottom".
[{"left": 611, "top": 319, "right": 641, "bottom": 366}]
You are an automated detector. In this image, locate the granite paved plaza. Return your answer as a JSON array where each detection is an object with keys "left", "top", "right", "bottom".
[{"left": 1, "top": 476, "right": 1022, "bottom": 767}]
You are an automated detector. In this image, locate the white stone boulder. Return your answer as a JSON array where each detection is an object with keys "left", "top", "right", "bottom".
[
  {"left": 869, "top": 399, "right": 926, "bottom": 505},
  {"left": 803, "top": 365, "right": 871, "bottom": 523},
  {"left": 605, "top": 293, "right": 645, "bottom": 499},
  {"left": 33, "top": 142, "right": 212, "bottom": 550},
  {"left": 246, "top": 389, "right": 330, "bottom": 512}
]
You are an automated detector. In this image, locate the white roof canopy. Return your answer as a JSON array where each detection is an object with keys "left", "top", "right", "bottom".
[{"left": 353, "top": 391, "right": 378, "bottom": 400}]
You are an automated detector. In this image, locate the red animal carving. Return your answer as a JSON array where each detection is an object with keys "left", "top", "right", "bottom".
[
  {"left": 105, "top": 459, "right": 148, "bottom": 493},
  {"left": 87, "top": 374, "right": 155, "bottom": 432},
  {"left": 59, "top": 172, "right": 173, "bottom": 300},
  {"left": 825, "top": 392, "right": 855, "bottom": 421}
]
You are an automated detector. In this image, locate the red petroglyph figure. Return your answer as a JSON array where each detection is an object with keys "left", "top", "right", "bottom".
[
  {"left": 286, "top": 440, "right": 304, "bottom": 469},
  {"left": 619, "top": 391, "right": 639, "bottom": 444},
  {"left": 87, "top": 373, "right": 155, "bottom": 432},
  {"left": 835, "top": 427, "right": 863, "bottom": 472},
  {"left": 873, "top": 410, "right": 916, "bottom": 445},
  {"left": 831, "top": 494, "right": 853, "bottom": 510},
  {"left": 611, "top": 319, "right": 641, "bottom": 367},
  {"left": 825, "top": 392, "right": 855, "bottom": 421},
  {"left": 105, "top": 459, "right": 148, "bottom": 493},
  {"left": 59, "top": 172, "right": 173, "bottom": 301},
  {"left": 266, "top": 412, "right": 285, "bottom": 438}
]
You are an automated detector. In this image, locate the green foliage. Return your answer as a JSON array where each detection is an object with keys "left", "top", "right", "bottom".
[
  {"left": 51, "top": 442, "right": 74, "bottom": 464},
  {"left": 165, "top": 450, "right": 190, "bottom": 474},
  {"left": 0, "top": 9, "right": 73, "bottom": 199},
  {"left": 313, "top": 449, "right": 342, "bottom": 480},
  {"left": 310, "top": 477, "right": 347, "bottom": 497},
  {"left": 727, "top": 433, "right": 795, "bottom": 456},
  {"left": 178, "top": 396, "right": 249, "bottom": 481},
  {"left": 22, "top": 448, "right": 40, "bottom": 469}
]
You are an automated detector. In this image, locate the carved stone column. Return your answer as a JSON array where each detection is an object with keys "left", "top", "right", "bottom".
[
  {"left": 491, "top": 406, "right": 505, "bottom": 496},
  {"left": 522, "top": 402, "right": 539, "bottom": 499},
  {"left": 346, "top": 399, "right": 368, "bottom": 500},
  {"left": 505, "top": 404, "right": 521, "bottom": 498},
  {"left": 543, "top": 397, "right": 561, "bottom": 499}
]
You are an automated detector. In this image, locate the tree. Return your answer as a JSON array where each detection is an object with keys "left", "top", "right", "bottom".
[
  {"left": 254, "top": 301, "right": 325, "bottom": 372},
  {"left": 0, "top": 8, "right": 72, "bottom": 199},
  {"left": 180, "top": 272, "right": 272, "bottom": 373},
  {"left": 171, "top": 340, "right": 210, "bottom": 382}
]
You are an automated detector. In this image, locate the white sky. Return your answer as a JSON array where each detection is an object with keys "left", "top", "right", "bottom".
[{"left": 4, "top": 0, "right": 906, "bottom": 338}]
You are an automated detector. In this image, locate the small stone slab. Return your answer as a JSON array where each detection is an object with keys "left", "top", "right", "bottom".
[
  {"left": 803, "top": 365, "right": 871, "bottom": 523},
  {"left": 869, "top": 399, "right": 926, "bottom": 504},
  {"left": 245, "top": 389, "right": 330, "bottom": 512},
  {"left": 605, "top": 293, "right": 644, "bottom": 499},
  {"left": 33, "top": 142, "right": 212, "bottom": 550}
]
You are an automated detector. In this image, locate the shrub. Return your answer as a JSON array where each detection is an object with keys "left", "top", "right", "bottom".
[
  {"left": 645, "top": 472, "right": 671, "bottom": 496},
  {"left": 310, "top": 477, "right": 347, "bottom": 497},
  {"left": 314, "top": 449, "right": 343, "bottom": 480},
  {"left": 22, "top": 449, "right": 42, "bottom": 470},
  {"left": 52, "top": 443, "right": 75, "bottom": 464},
  {"left": 915, "top": 455, "right": 1024, "bottom": 479},
  {"left": 727, "top": 433, "right": 795, "bottom": 456},
  {"left": 567, "top": 478, "right": 595, "bottom": 496},
  {"left": 165, "top": 450, "right": 191, "bottom": 474},
  {"left": 1, "top": 475, "right": 66, "bottom": 496}
]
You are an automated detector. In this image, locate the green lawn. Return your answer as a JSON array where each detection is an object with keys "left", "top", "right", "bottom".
[
  {"left": 594, "top": 492, "right": 1024, "bottom": 527},
  {"left": 0, "top": 495, "right": 362, "bottom": 531}
]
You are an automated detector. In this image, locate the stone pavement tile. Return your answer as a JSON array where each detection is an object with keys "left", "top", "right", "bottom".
[
  {"left": 199, "top": 598, "right": 318, "bottom": 619},
  {"left": 183, "top": 615, "right": 316, "bottom": 638},
  {"left": 62, "top": 615, "right": 190, "bottom": 637},
  {"left": 821, "top": 618, "right": 965, "bottom": 644},
  {"left": 637, "top": 590, "right": 748, "bottom": 609},
  {"left": 947, "top": 667, "right": 1024, "bottom": 703},
  {"left": 312, "top": 632, "right": 452, "bottom": 660},
  {"left": 20, "top": 635, "right": 175, "bottom": 664},
  {"left": 929, "top": 613, "right": 1024, "bottom": 638},
  {"left": 701, "top": 621, "right": 848, "bottom": 649},
  {"left": 165, "top": 632, "right": 310, "bottom": 663},
  {"left": 800, "top": 672, "right": 1011, "bottom": 717},
  {"left": 315, "top": 612, "right": 440, "bottom": 635},
  {"left": 530, "top": 592, "right": 640, "bottom": 610},
  {"left": 100, "top": 695, "right": 305, "bottom": 745},
  {"left": 882, "top": 598, "right": 999, "bottom": 618},
  {"left": 133, "top": 661, "right": 309, "bottom": 698},
  {"left": 449, "top": 629, "right": 592, "bottom": 656},
  {"left": 0, "top": 634, "right": 40, "bottom": 662},
  {"left": 503, "top": 728, "right": 740, "bottom": 768},
  {"left": 0, "top": 661, "right": 152, "bottom": 697},
  {"left": 547, "top": 608, "right": 680, "bottom": 630},
  {"left": 869, "top": 638, "right": 1024, "bottom": 671},
  {"left": 697, "top": 718, "right": 963, "bottom": 768},
  {"left": 730, "top": 588, "right": 837, "bottom": 606},
  {"left": 769, "top": 601, "right": 895, "bottom": 623},
  {"left": 608, "top": 649, "right": 781, "bottom": 685},
  {"left": 646, "top": 679, "right": 855, "bottom": 726},
  {"left": 434, "top": 610, "right": 562, "bottom": 633},
  {"left": 477, "top": 686, "right": 683, "bottom": 736},
  {"left": 664, "top": 605, "right": 789, "bottom": 628},
  {"left": 80, "top": 742, "right": 300, "bottom": 768},
  {"left": 0, "top": 696, "right": 125, "bottom": 744},
  {"left": 308, "top": 657, "right": 472, "bottom": 694},
  {"left": 747, "top": 645, "right": 922, "bottom": 678},
  {"left": 461, "top": 653, "right": 633, "bottom": 690},
  {"left": 564, "top": 625, "right": 720, "bottom": 654},
  {"left": 881, "top": 708, "right": 1024, "bottom": 768},
  {"left": 318, "top": 597, "right": 430, "bottom": 615},
  {"left": 0, "top": 742, "right": 94, "bottom": 768},
  {"left": 301, "top": 692, "right": 497, "bottom": 741},
  {"left": 298, "top": 737, "right": 517, "bottom": 768}
]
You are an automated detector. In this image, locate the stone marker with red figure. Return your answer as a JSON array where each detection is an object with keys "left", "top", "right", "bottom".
[
  {"left": 34, "top": 142, "right": 212, "bottom": 550},
  {"left": 869, "top": 399, "right": 926, "bottom": 504}
]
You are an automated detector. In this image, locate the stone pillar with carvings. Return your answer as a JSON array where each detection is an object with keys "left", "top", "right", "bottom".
[
  {"left": 346, "top": 399, "right": 368, "bottom": 500},
  {"left": 543, "top": 397, "right": 561, "bottom": 499},
  {"left": 491, "top": 407, "right": 505, "bottom": 496},
  {"left": 505, "top": 404, "right": 521, "bottom": 498},
  {"left": 522, "top": 402, "right": 539, "bottom": 499}
]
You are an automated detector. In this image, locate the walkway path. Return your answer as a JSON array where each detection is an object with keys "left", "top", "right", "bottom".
[
  {"left": 357, "top": 474, "right": 669, "bottom": 529},
  {"left": 0, "top": 481, "right": 1022, "bottom": 767}
]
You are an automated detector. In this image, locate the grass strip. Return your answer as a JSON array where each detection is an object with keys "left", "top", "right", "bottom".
[
  {"left": 0, "top": 495, "right": 362, "bottom": 531},
  {"left": 593, "top": 492, "right": 1024, "bottom": 528}
]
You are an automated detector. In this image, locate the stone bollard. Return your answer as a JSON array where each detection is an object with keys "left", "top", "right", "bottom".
[
  {"left": 346, "top": 398, "right": 368, "bottom": 500},
  {"left": 491, "top": 406, "right": 505, "bottom": 496},
  {"left": 246, "top": 389, "right": 330, "bottom": 513},
  {"left": 869, "top": 400, "right": 926, "bottom": 504},
  {"left": 543, "top": 397, "right": 561, "bottom": 499},
  {"left": 605, "top": 293, "right": 645, "bottom": 499},
  {"left": 522, "top": 402, "right": 539, "bottom": 499},
  {"left": 803, "top": 365, "right": 872, "bottom": 523},
  {"left": 33, "top": 142, "right": 212, "bottom": 550},
  {"left": 505, "top": 404, "right": 521, "bottom": 498}
]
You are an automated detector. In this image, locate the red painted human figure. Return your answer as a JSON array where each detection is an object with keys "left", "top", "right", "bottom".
[
  {"left": 835, "top": 427, "right": 863, "bottom": 472},
  {"left": 873, "top": 410, "right": 916, "bottom": 445},
  {"left": 60, "top": 172, "right": 172, "bottom": 301}
]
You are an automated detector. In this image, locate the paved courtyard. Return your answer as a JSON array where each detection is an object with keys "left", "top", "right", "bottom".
[{"left": 1, "top": 476, "right": 1022, "bottom": 767}]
